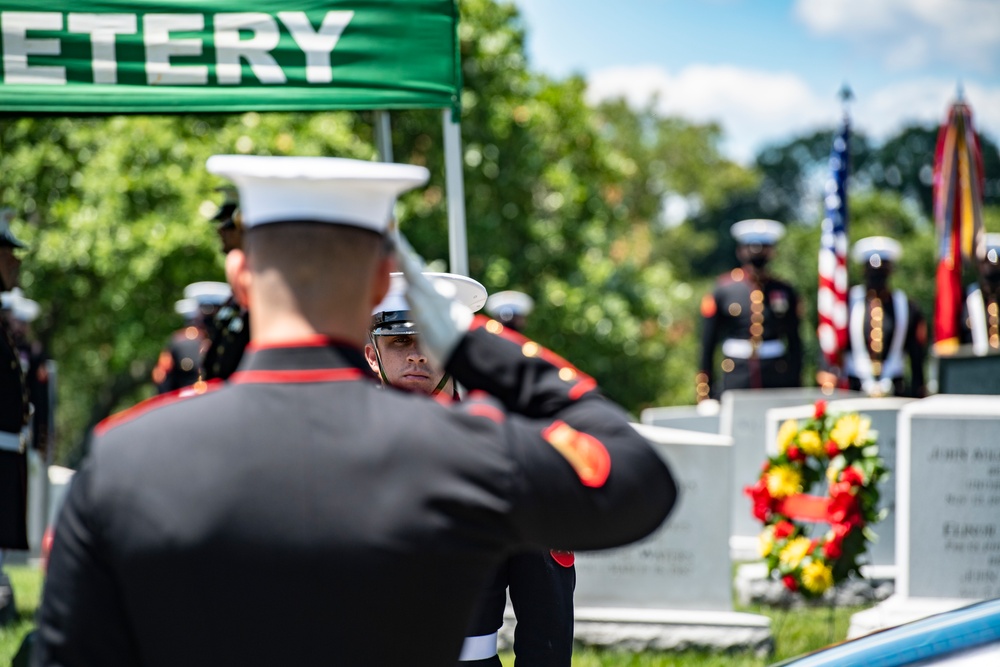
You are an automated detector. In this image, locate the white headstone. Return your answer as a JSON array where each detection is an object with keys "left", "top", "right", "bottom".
[
  {"left": 897, "top": 395, "right": 1000, "bottom": 600},
  {"left": 640, "top": 403, "right": 720, "bottom": 434},
  {"left": 576, "top": 424, "right": 732, "bottom": 611},
  {"left": 721, "top": 388, "right": 861, "bottom": 558},
  {"left": 849, "top": 395, "right": 1000, "bottom": 638},
  {"left": 566, "top": 424, "right": 771, "bottom": 653}
]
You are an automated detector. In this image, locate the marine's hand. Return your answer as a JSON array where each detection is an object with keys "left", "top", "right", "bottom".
[{"left": 395, "top": 234, "right": 473, "bottom": 368}]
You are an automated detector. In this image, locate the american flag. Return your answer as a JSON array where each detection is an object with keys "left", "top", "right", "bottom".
[{"left": 817, "top": 116, "right": 850, "bottom": 370}]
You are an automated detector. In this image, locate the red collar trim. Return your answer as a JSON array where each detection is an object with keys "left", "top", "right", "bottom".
[
  {"left": 95, "top": 379, "right": 224, "bottom": 436},
  {"left": 245, "top": 335, "right": 360, "bottom": 352},
  {"left": 229, "top": 368, "right": 368, "bottom": 385}
]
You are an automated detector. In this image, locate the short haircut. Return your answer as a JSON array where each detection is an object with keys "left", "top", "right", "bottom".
[{"left": 245, "top": 221, "right": 387, "bottom": 311}]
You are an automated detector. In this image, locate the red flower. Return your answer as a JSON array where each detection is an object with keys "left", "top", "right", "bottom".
[
  {"left": 773, "top": 520, "right": 795, "bottom": 539},
  {"left": 827, "top": 482, "right": 860, "bottom": 524},
  {"left": 782, "top": 575, "right": 799, "bottom": 592},
  {"left": 746, "top": 479, "right": 775, "bottom": 522},
  {"left": 814, "top": 400, "right": 827, "bottom": 420},
  {"left": 787, "top": 445, "right": 804, "bottom": 462},
  {"left": 824, "top": 522, "right": 852, "bottom": 560},
  {"left": 825, "top": 440, "right": 840, "bottom": 457},
  {"left": 841, "top": 466, "right": 864, "bottom": 487}
]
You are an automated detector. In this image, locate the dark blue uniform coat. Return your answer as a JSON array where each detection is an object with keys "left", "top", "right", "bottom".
[{"left": 36, "top": 318, "right": 677, "bottom": 667}]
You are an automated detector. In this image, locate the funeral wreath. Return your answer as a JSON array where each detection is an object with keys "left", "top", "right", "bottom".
[{"left": 745, "top": 400, "right": 887, "bottom": 598}]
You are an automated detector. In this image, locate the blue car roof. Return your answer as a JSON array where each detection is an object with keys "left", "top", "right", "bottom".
[{"left": 772, "top": 598, "right": 1000, "bottom": 667}]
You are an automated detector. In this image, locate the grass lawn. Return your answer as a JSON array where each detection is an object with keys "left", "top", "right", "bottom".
[
  {"left": 2, "top": 564, "right": 868, "bottom": 665},
  {"left": 0, "top": 565, "right": 43, "bottom": 666}
]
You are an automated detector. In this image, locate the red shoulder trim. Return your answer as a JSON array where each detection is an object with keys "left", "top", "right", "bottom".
[
  {"left": 95, "top": 380, "right": 224, "bottom": 437},
  {"left": 229, "top": 368, "right": 367, "bottom": 384},
  {"left": 470, "top": 315, "right": 597, "bottom": 400}
]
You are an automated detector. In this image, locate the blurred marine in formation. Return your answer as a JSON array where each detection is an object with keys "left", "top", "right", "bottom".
[
  {"left": 151, "top": 281, "right": 231, "bottom": 393},
  {"left": 36, "top": 155, "right": 676, "bottom": 666},
  {"left": 844, "top": 237, "right": 927, "bottom": 397},
  {"left": 484, "top": 290, "right": 534, "bottom": 333},
  {"left": 366, "top": 273, "right": 575, "bottom": 666},
  {"left": 2, "top": 289, "right": 50, "bottom": 456},
  {"left": 202, "top": 189, "right": 251, "bottom": 380},
  {"left": 0, "top": 210, "right": 29, "bottom": 624},
  {"left": 698, "top": 219, "right": 803, "bottom": 401},
  {"left": 961, "top": 233, "right": 1000, "bottom": 356}
]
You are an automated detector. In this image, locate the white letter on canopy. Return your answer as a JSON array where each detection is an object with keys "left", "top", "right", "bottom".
[
  {"left": 214, "top": 13, "right": 285, "bottom": 84},
  {"left": 143, "top": 14, "right": 208, "bottom": 85},
  {"left": 277, "top": 11, "right": 354, "bottom": 84},
  {"left": 67, "top": 14, "right": 137, "bottom": 85},
  {"left": 1, "top": 12, "right": 66, "bottom": 84}
]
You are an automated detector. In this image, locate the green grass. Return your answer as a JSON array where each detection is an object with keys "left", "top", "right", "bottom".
[
  {"left": 3, "top": 564, "right": 869, "bottom": 666},
  {"left": 0, "top": 565, "right": 44, "bottom": 666},
  {"left": 498, "top": 602, "right": 870, "bottom": 666}
]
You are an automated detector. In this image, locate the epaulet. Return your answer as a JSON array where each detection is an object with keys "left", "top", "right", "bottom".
[{"left": 94, "top": 379, "right": 224, "bottom": 437}]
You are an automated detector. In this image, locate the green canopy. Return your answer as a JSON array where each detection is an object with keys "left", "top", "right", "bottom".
[
  {"left": 0, "top": 0, "right": 470, "bottom": 274},
  {"left": 0, "top": 0, "right": 460, "bottom": 115}
]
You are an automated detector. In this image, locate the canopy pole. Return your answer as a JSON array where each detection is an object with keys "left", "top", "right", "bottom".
[
  {"left": 442, "top": 109, "right": 468, "bottom": 276},
  {"left": 374, "top": 111, "right": 393, "bottom": 162}
]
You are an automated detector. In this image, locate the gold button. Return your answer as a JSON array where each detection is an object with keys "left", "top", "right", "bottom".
[
  {"left": 871, "top": 342, "right": 883, "bottom": 353},
  {"left": 721, "top": 359, "right": 735, "bottom": 372},
  {"left": 728, "top": 303, "right": 742, "bottom": 316},
  {"left": 871, "top": 330, "right": 883, "bottom": 342},
  {"left": 522, "top": 342, "right": 540, "bottom": 357},
  {"left": 558, "top": 367, "right": 577, "bottom": 382},
  {"left": 181, "top": 358, "right": 194, "bottom": 371},
  {"left": 750, "top": 324, "right": 763, "bottom": 336},
  {"left": 750, "top": 290, "right": 764, "bottom": 304},
  {"left": 731, "top": 268, "right": 744, "bottom": 281},
  {"left": 871, "top": 306, "right": 883, "bottom": 318},
  {"left": 486, "top": 320, "right": 504, "bottom": 335},
  {"left": 989, "top": 303, "right": 999, "bottom": 317}
]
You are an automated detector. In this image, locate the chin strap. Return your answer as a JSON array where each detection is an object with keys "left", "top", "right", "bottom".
[{"left": 432, "top": 374, "right": 450, "bottom": 396}]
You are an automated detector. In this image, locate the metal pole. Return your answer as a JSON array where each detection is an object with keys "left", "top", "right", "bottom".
[
  {"left": 442, "top": 109, "right": 468, "bottom": 276},
  {"left": 374, "top": 110, "right": 393, "bottom": 163}
]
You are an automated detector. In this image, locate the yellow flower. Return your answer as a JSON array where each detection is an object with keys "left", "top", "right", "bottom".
[
  {"left": 779, "top": 536, "right": 812, "bottom": 569},
  {"left": 765, "top": 464, "right": 802, "bottom": 499},
  {"left": 797, "top": 429, "right": 824, "bottom": 457},
  {"left": 777, "top": 419, "right": 798, "bottom": 454},
  {"left": 759, "top": 526, "right": 776, "bottom": 557},
  {"left": 801, "top": 559, "right": 834, "bottom": 594},
  {"left": 830, "top": 413, "right": 871, "bottom": 449}
]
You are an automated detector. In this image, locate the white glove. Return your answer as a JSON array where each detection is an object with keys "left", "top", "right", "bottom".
[{"left": 395, "top": 234, "right": 473, "bottom": 369}]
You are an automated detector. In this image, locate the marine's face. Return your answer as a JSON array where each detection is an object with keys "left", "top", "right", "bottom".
[
  {"left": 737, "top": 244, "right": 774, "bottom": 269},
  {"left": 366, "top": 334, "right": 450, "bottom": 395},
  {"left": 0, "top": 246, "right": 21, "bottom": 291}
]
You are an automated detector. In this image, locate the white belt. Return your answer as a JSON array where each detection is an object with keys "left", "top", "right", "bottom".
[
  {"left": 459, "top": 631, "right": 498, "bottom": 661},
  {"left": 0, "top": 426, "right": 27, "bottom": 454},
  {"left": 722, "top": 338, "right": 786, "bottom": 360}
]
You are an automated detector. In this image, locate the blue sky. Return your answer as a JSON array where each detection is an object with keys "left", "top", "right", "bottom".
[{"left": 511, "top": 0, "right": 1000, "bottom": 164}]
